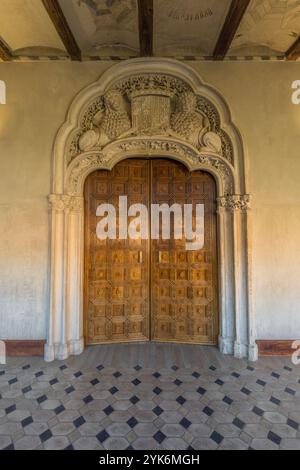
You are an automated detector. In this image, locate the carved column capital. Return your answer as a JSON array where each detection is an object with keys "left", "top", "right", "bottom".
[
  {"left": 49, "top": 194, "right": 84, "bottom": 213},
  {"left": 217, "top": 194, "right": 251, "bottom": 212}
]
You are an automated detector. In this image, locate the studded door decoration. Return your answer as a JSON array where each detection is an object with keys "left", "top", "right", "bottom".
[{"left": 84, "top": 159, "right": 218, "bottom": 345}]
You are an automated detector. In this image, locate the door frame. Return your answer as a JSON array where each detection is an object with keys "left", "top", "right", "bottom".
[{"left": 46, "top": 58, "right": 257, "bottom": 362}]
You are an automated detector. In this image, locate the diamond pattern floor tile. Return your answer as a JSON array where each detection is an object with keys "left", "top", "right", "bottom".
[{"left": 1, "top": 345, "right": 300, "bottom": 450}]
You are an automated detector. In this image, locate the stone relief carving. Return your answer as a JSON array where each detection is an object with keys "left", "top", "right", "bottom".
[
  {"left": 115, "top": 74, "right": 190, "bottom": 98},
  {"left": 78, "top": 90, "right": 131, "bottom": 152},
  {"left": 68, "top": 73, "right": 233, "bottom": 164},
  {"left": 217, "top": 194, "right": 251, "bottom": 212},
  {"left": 49, "top": 194, "right": 84, "bottom": 212},
  {"left": 170, "top": 91, "right": 210, "bottom": 148}
]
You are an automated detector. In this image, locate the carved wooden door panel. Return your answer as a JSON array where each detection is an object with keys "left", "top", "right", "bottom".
[
  {"left": 85, "top": 158, "right": 218, "bottom": 345},
  {"left": 151, "top": 159, "right": 218, "bottom": 344},
  {"left": 84, "top": 159, "right": 150, "bottom": 344}
]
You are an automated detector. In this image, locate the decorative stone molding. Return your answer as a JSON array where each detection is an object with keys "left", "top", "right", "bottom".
[
  {"left": 217, "top": 194, "right": 251, "bottom": 212},
  {"left": 67, "top": 137, "right": 234, "bottom": 197},
  {"left": 49, "top": 194, "right": 84, "bottom": 212},
  {"left": 47, "top": 59, "right": 257, "bottom": 363}
]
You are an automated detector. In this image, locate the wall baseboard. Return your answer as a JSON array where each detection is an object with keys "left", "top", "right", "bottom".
[
  {"left": 1, "top": 339, "right": 297, "bottom": 358},
  {"left": 257, "top": 340, "right": 296, "bottom": 356},
  {"left": 4, "top": 340, "right": 45, "bottom": 357}
]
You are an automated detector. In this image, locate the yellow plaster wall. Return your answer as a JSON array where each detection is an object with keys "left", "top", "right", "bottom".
[{"left": 0, "top": 61, "right": 299, "bottom": 340}]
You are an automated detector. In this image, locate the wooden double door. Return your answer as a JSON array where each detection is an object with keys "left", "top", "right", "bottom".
[{"left": 84, "top": 158, "right": 218, "bottom": 345}]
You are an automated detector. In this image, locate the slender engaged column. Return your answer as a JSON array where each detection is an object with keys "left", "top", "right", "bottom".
[
  {"left": 218, "top": 195, "right": 255, "bottom": 360},
  {"left": 45, "top": 194, "right": 85, "bottom": 361}
]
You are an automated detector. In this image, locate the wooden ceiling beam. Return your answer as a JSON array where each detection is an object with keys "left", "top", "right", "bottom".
[
  {"left": 213, "top": 0, "right": 250, "bottom": 60},
  {"left": 0, "top": 38, "right": 13, "bottom": 61},
  {"left": 286, "top": 36, "right": 300, "bottom": 61},
  {"left": 41, "top": 0, "right": 81, "bottom": 61},
  {"left": 138, "top": 0, "right": 153, "bottom": 57}
]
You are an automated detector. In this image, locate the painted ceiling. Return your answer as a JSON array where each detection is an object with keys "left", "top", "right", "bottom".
[{"left": 0, "top": 0, "right": 299, "bottom": 61}]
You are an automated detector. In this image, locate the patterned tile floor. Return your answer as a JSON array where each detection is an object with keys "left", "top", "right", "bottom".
[{"left": 1, "top": 344, "right": 300, "bottom": 450}]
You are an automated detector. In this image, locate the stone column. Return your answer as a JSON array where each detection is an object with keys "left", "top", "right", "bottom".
[
  {"left": 217, "top": 199, "right": 234, "bottom": 355},
  {"left": 218, "top": 195, "right": 257, "bottom": 361},
  {"left": 45, "top": 194, "right": 84, "bottom": 362}
]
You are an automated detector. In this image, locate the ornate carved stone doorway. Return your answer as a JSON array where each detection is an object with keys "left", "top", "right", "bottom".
[{"left": 46, "top": 58, "right": 257, "bottom": 362}]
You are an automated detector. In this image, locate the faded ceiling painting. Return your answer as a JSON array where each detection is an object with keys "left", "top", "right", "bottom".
[
  {"left": 0, "top": 0, "right": 299, "bottom": 61},
  {"left": 230, "top": 0, "right": 300, "bottom": 56},
  {"left": 153, "top": 0, "right": 232, "bottom": 56},
  {"left": 59, "top": 0, "right": 139, "bottom": 57}
]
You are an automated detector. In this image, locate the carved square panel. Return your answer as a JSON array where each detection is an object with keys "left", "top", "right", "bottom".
[
  {"left": 192, "top": 251, "right": 205, "bottom": 263},
  {"left": 156, "top": 320, "right": 172, "bottom": 337},
  {"left": 111, "top": 286, "right": 124, "bottom": 300},
  {"left": 176, "top": 269, "right": 188, "bottom": 280},
  {"left": 156, "top": 182, "right": 169, "bottom": 195},
  {"left": 193, "top": 321, "right": 208, "bottom": 337},
  {"left": 112, "top": 182, "right": 125, "bottom": 194},
  {"left": 130, "top": 267, "right": 142, "bottom": 281},
  {"left": 129, "top": 166, "right": 143, "bottom": 178},
  {"left": 156, "top": 285, "right": 170, "bottom": 298},
  {"left": 153, "top": 166, "right": 169, "bottom": 177},
  {"left": 128, "top": 182, "right": 143, "bottom": 194},
  {"left": 111, "top": 320, "right": 125, "bottom": 336},
  {"left": 94, "top": 250, "right": 107, "bottom": 265},
  {"left": 112, "top": 250, "right": 124, "bottom": 264},
  {"left": 173, "top": 286, "right": 188, "bottom": 298},
  {"left": 129, "top": 303, "right": 142, "bottom": 316},
  {"left": 95, "top": 182, "right": 108, "bottom": 194},
  {"left": 192, "top": 305, "right": 206, "bottom": 317},
  {"left": 113, "top": 166, "right": 127, "bottom": 177},
  {"left": 175, "top": 304, "right": 188, "bottom": 319},
  {"left": 176, "top": 251, "right": 188, "bottom": 263},
  {"left": 175, "top": 322, "right": 188, "bottom": 337},
  {"left": 173, "top": 166, "right": 186, "bottom": 177},
  {"left": 173, "top": 182, "right": 186, "bottom": 193},
  {"left": 90, "top": 318, "right": 107, "bottom": 339},
  {"left": 112, "top": 267, "right": 125, "bottom": 281},
  {"left": 191, "top": 269, "right": 209, "bottom": 281},
  {"left": 159, "top": 268, "right": 170, "bottom": 280},
  {"left": 192, "top": 181, "right": 205, "bottom": 193},
  {"left": 95, "top": 268, "right": 107, "bottom": 281},
  {"left": 129, "top": 251, "right": 141, "bottom": 264},
  {"left": 129, "top": 285, "right": 144, "bottom": 298},
  {"left": 112, "top": 304, "right": 124, "bottom": 317},
  {"left": 93, "top": 305, "right": 106, "bottom": 318},
  {"left": 159, "top": 251, "right": 170, "bottom": 263},
  {"left": 92, "top": 285, "right": 108, "bottom": 300},
  {"left": 128, "top": 319, "right": 143, "bottom": 334},
  {"left": 160, "top": 303, "right": 171, "bottom": 316}
]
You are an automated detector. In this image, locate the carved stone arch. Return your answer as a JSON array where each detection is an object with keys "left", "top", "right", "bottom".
[{"left": 46, "top": 59, "right": 257, "bottom": 362}]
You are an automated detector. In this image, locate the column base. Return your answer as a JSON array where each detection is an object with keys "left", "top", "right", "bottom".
[
  {"left": 218, "top": 336, "right": 234, "bottom": 355},
  {"left": 44, "top": 337, "right": 84, "bottom": 362},
  {"left": 233, "top": 341, "right": 258, "bottom": 361}
]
